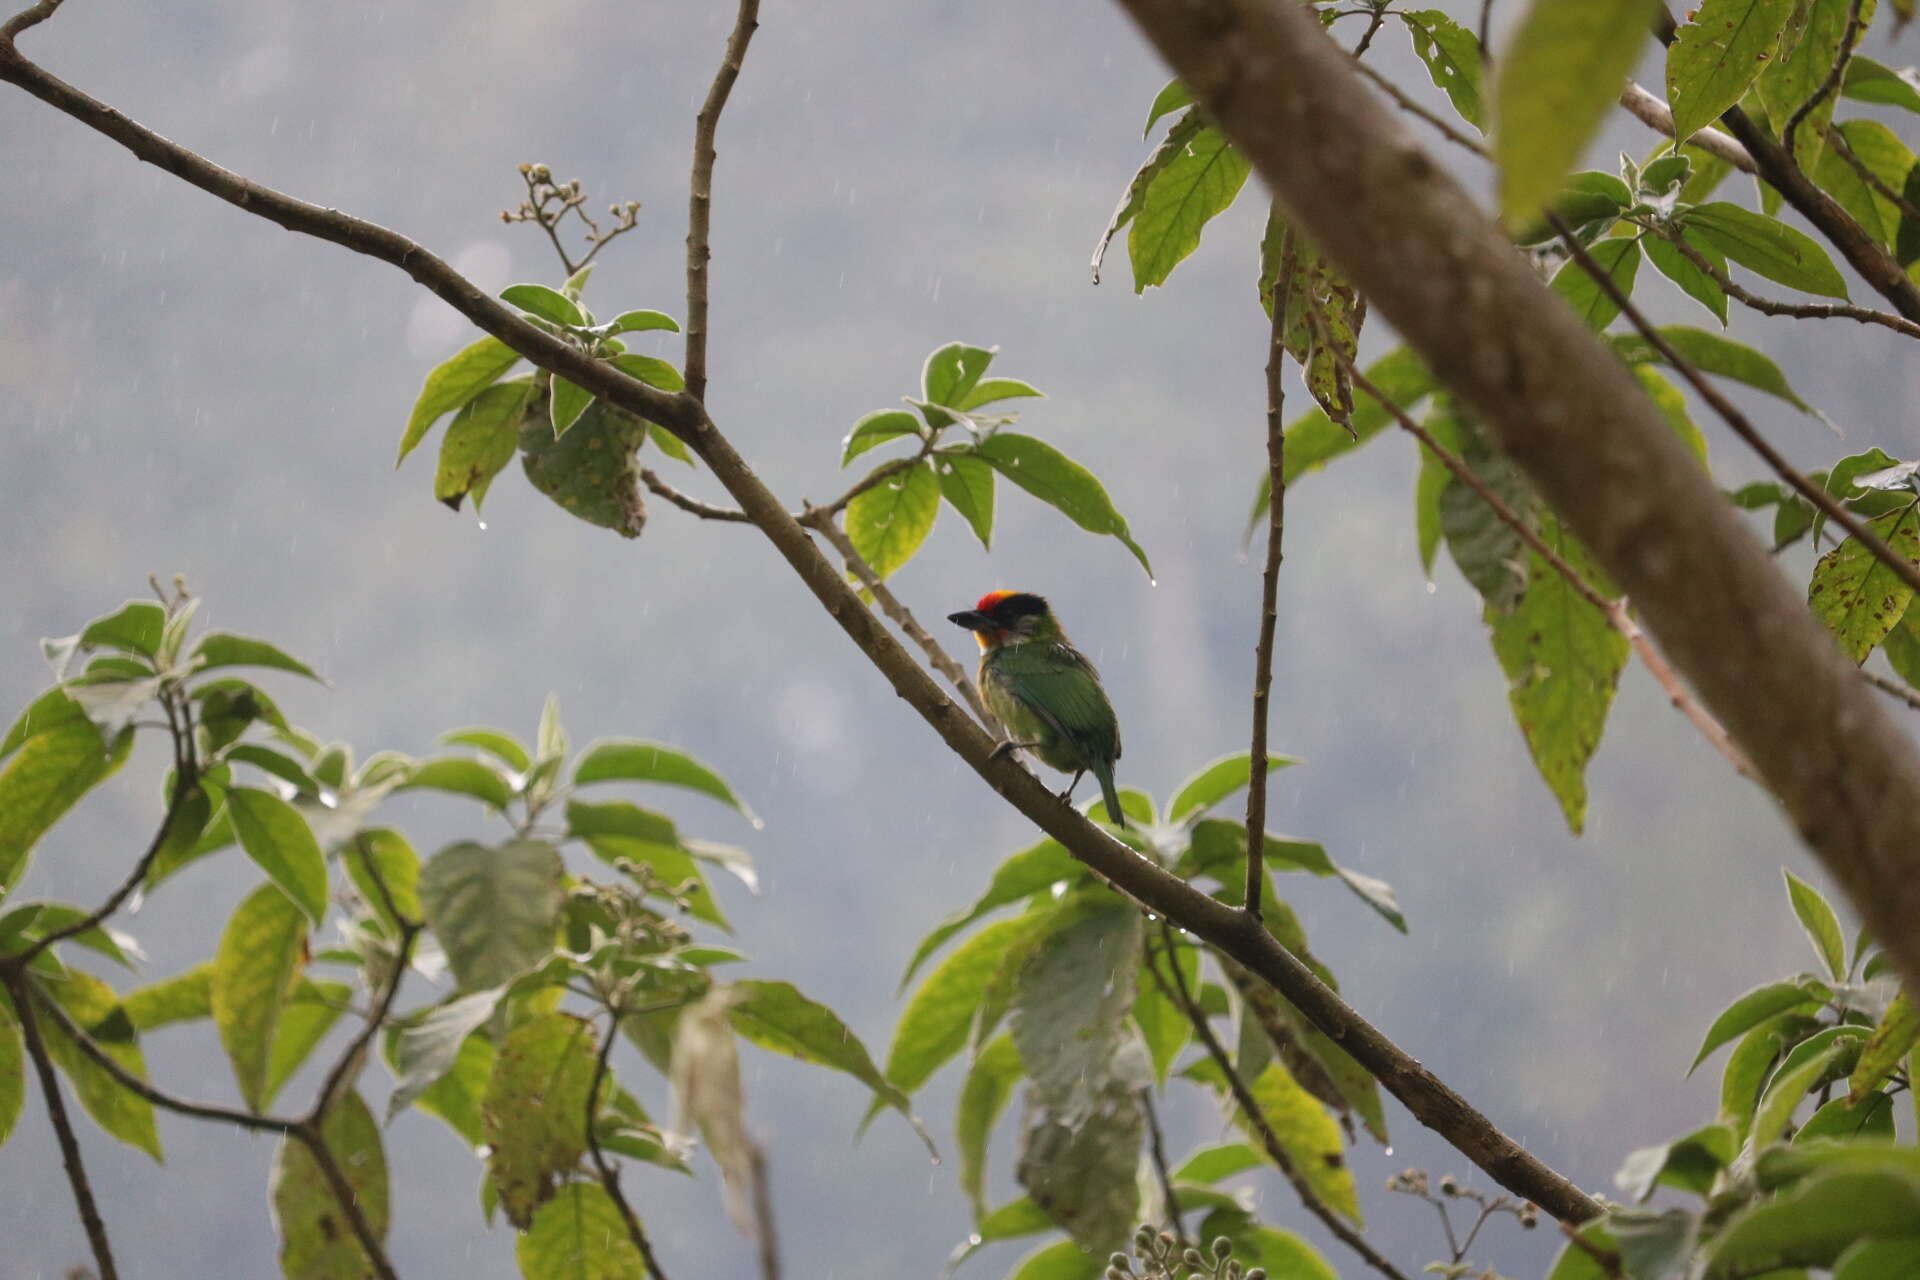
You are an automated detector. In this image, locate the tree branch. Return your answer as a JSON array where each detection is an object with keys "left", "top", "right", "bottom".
[
  {"left": 0, "top": 12, "right": 1601, "bottom": 1225},
  {"left": 1649, "top": 223, "right": 1920, "bottom": 341},
  {"left": 4, "top": 971, "right": 119, "bottom": 1280},
  {"left": 1245, "top": 217, "right": 1294, "bottom": 924},
  {"left": 1618, "top": 82, "right": 1755, "bottom": 174},
  {"left": 1866, "top": 669, "right": 1920, "bottom": 712},
  {"left": 1350, "top": 56, "right": 1486, "bottom": 157},
  {"left": 641, "top": 467, "right": 753, "bottom": 522},
  {"left": 684, "top": 0, "right": 761, "bottom": 403},
  {"left": 1108, "top": 0, "right": 1920, "bottom": 1006},
  {"left": 307, "top": 866, "right": 419, "bottom": 1126},
  {"left": 1147, "top": 926, "right": 1411, "bottom": 1280},
  {"left": 586, "top": 1012, "right": 671, "bottom": 1280},
  {"left": 1140, "top": 1085, "right": 1190, "bottom": 1251}
]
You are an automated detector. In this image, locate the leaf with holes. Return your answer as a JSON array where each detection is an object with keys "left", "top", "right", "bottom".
[{"left": 1402, "top": 9, "right": 1485, "bottom": 128}]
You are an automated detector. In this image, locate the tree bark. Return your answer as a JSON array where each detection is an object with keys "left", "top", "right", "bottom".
[{"left": 1107, "top": 0, "right": 1920, "bottom": 994}]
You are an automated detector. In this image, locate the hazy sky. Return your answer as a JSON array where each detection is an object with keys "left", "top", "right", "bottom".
[{"left": 4, "top": 2, "right": 1909, "bottom": 1277}]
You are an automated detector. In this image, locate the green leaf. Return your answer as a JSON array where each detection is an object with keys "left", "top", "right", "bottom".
[
  {"left": 1615, "top": 1123, "right": 1739, "bottom": 1200},
  {"left": 226, "top": 787, "right": 329, "bottom": 925},
  {"left": 1809, "top": 503, "right": 1920, "bottom": 662},
  {"left": 548, "top": 376, "right": 593, "bottom": 438},
  {"left": 1494, "top": 0, "right": 1657, "bottom": 225},
  {"left": 1188, "top": 1056, "right": 1361, "bottom": 1223},
  {"left": 1666, "top": 0, "right": 1798, "bottom": 141},
  {"left": 1843, "top": 56, "right": 1920, "bottom": 112},
  {"left": 515, "top": 1183, "right": 648, "bottom": 1280},
  {"left": 584, "top": 834, "right": 728, "bottom": 930},
  {"left": 0, "top": 712, "right": 126, "bottom": 896},
  {"left": 1835, "top": 1238, "right": 1920, "bottom": 1280},
  {"left": 1707, "top": 1164, "right": 1920, "bottom": 1276},
  {"left": 1783, "top": 869, "right": 1848, "bottom": 979},
  {"left": 212, "top": 881, "right": 308, "bottom": 1112},
  {"left": 441, "top": 728, "right": 531, "bottom": 773},
  {"left": 923, "top": 342, "right": 996, "bottom": 407},
  {"left": 1134, "top": 947, "right": 1197, "bottom": 1086},
  {"left": 956, "top": 378, "right": 1044, "bottom": 412},
  {"left": 266, "top": 979, "right": 347, "bottom": 1106},
  {"left": 957, "top": 1034, "right": 1024, "bottom": 1220},
  {"left": 407, "top": 1028, "right": 493, "bottom": 1148},
  {"left": 1635, "top": 365, "right": 1710, "bottom": 464},
  {"left": 1006, "top": 1239, "right": 1105, "bottom": 1280},
  {"left": 123, "top": 963, "right": 213, "bottom": 1031},
  {"left": 271, "top": 1089, "right": 388, "bottom": 1279},
  {"left": 1011, "top": 904, "right": 1147, "bottom": 1254},
  {"left": 483, "top": 1012, "right": 599, "bottom": 1229},
  {"left": 0, "top": 901, "right": 137, "bottom": 969},
  {"left": 1401, "top": 9, "right": 1486, "bottom": 128},
  {"left": 847, "top": 459, "right": 941, "bottom": 580},
  {"left": 1814, "top": 121, "right": 1914, "bottom": 249},
  {"left": 1550, "top": 236, "right": 1642, "bottom": 329},
  {"left": 1645, "top": 233, "right": 1731, "bottom": 325},
  {"left": 566, "top": 799, "right": 678, "bottom": 844},
  {"left": 603, "top": 308, "right": 679, "bottom": 336},
  {"left": 398, "top": 756, "right": 515, "bottom": 810},
  {"left": 728, "top": 979, "right": 930, "bottom": 1148},
  {"left": 1850, "top": 989, "right": 1920, "bottom": 1102},
  {"left": 436, "top": 377, "right": 534, "bottom": 507},
  {"left": 1693, "top": 976, "right": 1831, "bottom": 1071},
  {"left": 1752, "top": 1032, "right": 1858, "bottom": 1146},
  {"left": 347, "top": 828, "right": 422, "bottom": 930},
  {"left": 1485, "top": 515, "right": 1627, "bottom": 832},
  {"left": 1756, "top": 0, "right": 1877, "bottom": 172},
  {"left": 518, "top": 398, "right": 650, "bottom": 537},
  {"left": 419, "top": 840, "right": 564, "bottom": 992},
  {"left": 573, "top": 739, "right": 757, "bottom": 822},
  {"left": 900, "top": 838, "right": 1084, "bottom": 986},
  {"left": 973, "top": 433, "right": 1153, "bottom": 578},
  {"left": 1167, "top": 752, "right": 1301, "bottom": 823},
  {"left": 1142, "top": 77, "right": 1192, "bottom": 137},
  {"left": 1436, "top": 403, "right": 1538, "bottom": 613},
  {"left": 35, "top": 971, "right": 162, "bottom": 1158},
  {"left": 1683, "top": 202, "right": 1851, "bottom": 297},
  {"left": 0, "top": 998, "right": 20, "bottom": 1147},
  {"left": 887, "top": 914, "right": 1048, "bottom": 1096},
  {"left": 607, "top": 352, "right": 685, "bottom": 392},
  {"left": 1271, "top": 346, "right": 1435, "bottom": 506},
  {"left": 934, "top": 452, "right": 995, "bottom": 549},
  {"left": 387, "top": 986, "right": 506, "bottom": 1122},
  {"left": 1612, "top": 325, "right": 1812, "bottom": 411},
  {"left": 77, "top": 601, "right": 165, "bottom": 656},
  {"left": 399, "top": 335, "right": 522, "bottom": 465},
  {"left": 1127, "top": 121, "right": 1252, "bottom": 290},
  {"left": 648, "top": 422, "right": 695, "bottom": 465},
  {"left": 841, "top": 409, "right": 924, "bottom": 465},
  {"left": 500, "top": 283, "right": 586, "bottom": 327},
  {"left": 1798, "top": 1089, "right": 1895, "bottom": 1141},
  {"left": 1198, "top": 1210, "right": 1340, "bottom": 1280}
]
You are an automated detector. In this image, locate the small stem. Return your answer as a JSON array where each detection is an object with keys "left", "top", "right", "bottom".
[
  {"left": 1650, "top": 223, "right": 1920, "bottom": 341},
  {"left": 684, "top": 0, "right": 762, "bottom": 403},
  {"left": 586, "top": 1011, "right": 671, "bottom": 1280},
  {"left": 6, "top": 972, "right": 119, "bottom": 1280},
  {"left": 1866, "top": 670, "right": 1920, "bottom": 712},
  {"left": 641, "top": 468, "right": 753, "bottom": 522},
  {"left": 1349, "top": 56, "right": 1486, "bottom": 157},
  {"left": 1141, "top": 1087, "right": 1190, "bottom": 1251},
  {"left": 1147, "top": 925, "right": 1411, "bottom": 1280},
  {"left": 1351, "top": 4, "right": 1386, "bottom": 58},
  {"left": 813, "top": 453, "right": 921, "bottom": 521}
]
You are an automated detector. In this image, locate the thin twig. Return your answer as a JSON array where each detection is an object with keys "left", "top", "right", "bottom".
[
  {"left": 684, "top": 0, "right": 761, "bottom": 403},
  {"left": 5, "top": 972, "right": 119, "bottom": 1280},
  {"left": 1148, "top": 925, "right": 1412, "bottom": 1280},
  {"left": 1650, "top": 224, "right": 1920, "bottom": 341},
  {"left": 1351, "top": 4, "right": 1386, "bottom": 58},
  {"left": 1477, "top": 0, "right": 1494, "bottom": 58},
  {"left": 1245, "top": 216, "right": 1295, "bottom": 925},
  {"left": 587, "top": 1012, "right": 672, "bottom": 1280},
  {"left": 812, "top": 454, "right": 922, "bottom": 521},
  {"left": 1782, "top": 0, "right": 1865, "bottom": 157},
  {"left": 1865, "top": 670, "right": 1920, "bottom": 711},
  {"left": 308, "top": 854, "right": 420, "bottom": 1125},
  {"left": 0, "top": 0, "right": 60, "bottom": 43},
  {"left": 804, "top": 508, "right": 1000, "bottom": 733},
  {"left": 1141, "top": 1087, "right": 1190, "bottom": 1251},
  {"left": 1342, "top": 358, "right": 1757, "bottom": 781},
  {"left": 641, "top": 468, "right": 753, "bottom": 522},
  {"left": 1350, "top": 57, "right": 1486, "bottom": 157},
  {"left": 1553, "top": 216, "right": 1920, "bottom": 601},
  {"left": 1617, "top": 82, "right": 1756, "bottom": 174}
]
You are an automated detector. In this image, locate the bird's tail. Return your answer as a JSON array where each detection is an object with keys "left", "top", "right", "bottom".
[{"left": 1094, "top": 760, "right": 1127, "bottom": 830}]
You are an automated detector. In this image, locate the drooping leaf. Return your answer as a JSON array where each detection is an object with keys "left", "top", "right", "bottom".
[
  {"left": 35, "top": 970, "right": 162, "bottom": 1159},
  {"left": 418, "top": 840, "right": 564, "bottom": 991},
  {"left": 1254, "top": 346, "right": 1436, "bottom": 532},
  {"left": 1187, "top": 1055, "right": 1362, "bottom": 1223},
  {"left": 264, "top": 979, "right": 348, "bottom": 1107},
  {"left": 846, "top": 460, "right": 941, "bottom": 581},
  {"left": 1814, "top": 120, "right": 1915, "bottom": 249},
  {"left": 1494, "top": 0, "right": 1658, "bottom": 224},
  {"left": 1644, "top": 234, "right": 1730, "bottom": 325},
  {"left": 270, "top": 1089, "right": 389, "bottom": 1280},
  {"left": 483, "top": 1012, "right": 599, "bottom": 1229},
  {"left": 957, "top": 1035, "right": 1024, "bottom": 1221},
  {"left": 1809, "top": 503, "right": 1920, "bottom": 663},
  {"left": 0, "top": 712, "right": 127, "bottom": 896},
  {"left": 972, "top": 433, "right": 1153, "bottom": 578},
  {"left": 1485, "top": 514, "right": 1628, "bottom": 834},
  {"left": 1611, "top": 325, "right": 1813, "bottom": 412},
  {"left": 387, "top": 987, "right": 506, "bottom": 1123},
  {"left": 1682, "top": 202, "right": 1851, "bottom": 297},
  {"left": 518, "top": 396, "right": 650, "bottom": 538},
  {"left": 1402, "top": 9, "right": 1486, "bottom": 128},
  {"left": 226, "top": 787, "right": 329, "bottom": 925},
  {"left": 887, "top": 914, "right": 1050, "bottom": 1096},
  {"left": 935, "top": 452, "right": 996, "bottom": 549},
  {"left": 1261, "top": 213, "right": 1366, "bottom": 428},
  {"left": 900, "top": 838, "right": 1084, "bottom": 986},
  {"left": 1437, "top": 404, "right": 1539, "bottom": 614},
  {"left": 399, "top": 336, "right": 522, "bottom": 464},
  {"left": 1666, "top": 0, "right": 1799, "bottom": 141},
  {"left": 1126, "top": 118, "right": 1252, "bottom": 291},
  {"left": 212, "top": 882, "right": 307, "bottom": 1113},
  {"left": 436, "top": 377, "right": 535, "bottom": 509},
  {"left": 346, "top": 828, "right": 422, "bottom": 930}
]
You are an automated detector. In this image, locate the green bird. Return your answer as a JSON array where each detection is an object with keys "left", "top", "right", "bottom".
[{"left": 947, "top": 590, "right": 1127, "bottom": 829}]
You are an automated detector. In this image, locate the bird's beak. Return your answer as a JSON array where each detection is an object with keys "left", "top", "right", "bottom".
[{"left": 947, "top": 610, "right": 993, "bottom": 631}]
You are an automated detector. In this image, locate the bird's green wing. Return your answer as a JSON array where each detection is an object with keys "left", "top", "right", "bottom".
[{"left": 990, "top": 643, "right": 1121, "bottom": 762}]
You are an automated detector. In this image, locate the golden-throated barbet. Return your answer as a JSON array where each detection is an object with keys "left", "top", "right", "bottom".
[{"left": 947, "top": 590, "right": 1126, "bottom": 829}]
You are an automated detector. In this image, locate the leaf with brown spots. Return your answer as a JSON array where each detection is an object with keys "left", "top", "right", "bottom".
[{"left": 1809, "top": 503, "right": 1920, "bottom": 663}]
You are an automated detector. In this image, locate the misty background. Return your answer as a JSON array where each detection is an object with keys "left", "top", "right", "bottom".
[{"left": 3, "top": 2, "right": 1909, "bottom": 1276}]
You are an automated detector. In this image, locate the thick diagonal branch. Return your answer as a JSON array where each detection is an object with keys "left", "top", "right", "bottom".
[{"left": 1110, "top": 0, "right": 1920, "bottom": 1004}]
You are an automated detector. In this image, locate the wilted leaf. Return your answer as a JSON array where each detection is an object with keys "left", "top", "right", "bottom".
[{"left": 484, "top": 1012, "right": 599, "bottom": 1229}]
